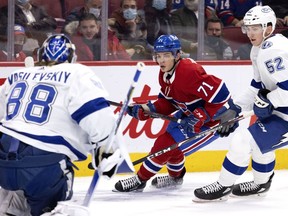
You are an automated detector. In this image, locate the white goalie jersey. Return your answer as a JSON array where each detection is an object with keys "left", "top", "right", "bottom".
[{"left": 0, "top": 63, "right": 116, "bottom": 161}]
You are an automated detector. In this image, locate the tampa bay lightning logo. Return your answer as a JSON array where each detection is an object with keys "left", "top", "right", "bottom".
[
  {"left": 262, "top": 41, "right": 273, "bottom": 49},
  {"left": 261, "top": 7, "right": 273, "bottom": 13},
  {"left": 49, "top": 39, "right": 65, "bottom": 55}
]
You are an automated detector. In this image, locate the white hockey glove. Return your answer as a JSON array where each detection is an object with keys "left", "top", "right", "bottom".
[{"left": 88, "top": 146, "right": 122, "bottom": 179}]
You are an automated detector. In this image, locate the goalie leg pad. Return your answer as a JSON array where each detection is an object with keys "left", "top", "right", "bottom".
[{"left": 40, "top": 201, "right": 90, "bottom": 216}]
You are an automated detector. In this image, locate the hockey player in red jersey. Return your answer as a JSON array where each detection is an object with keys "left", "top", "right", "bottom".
[{"left": 114, "top": 34, "right": 241, "bottom": 192}]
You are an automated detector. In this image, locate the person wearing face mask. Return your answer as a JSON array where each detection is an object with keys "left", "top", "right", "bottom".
[
  {"left": 144, "top": 0, "right": 173, "bottom": 53},
  {"left": 63, "top": 0, "right": 102, "bottom": 36},
  {"left": 203, "top": 17, "right": 233, "bottom": 60},
  {"left": 170, "top": 0, "right": 199, "bottom": 59},
  {"left": 0, "top": 0, "right": 57, "bottom": 55},
  {"left": 0, "top": 25, "right": 27, "bottom": 62},
  {"left": 108, "top": 0, "right": 149, "bottom": 60}
]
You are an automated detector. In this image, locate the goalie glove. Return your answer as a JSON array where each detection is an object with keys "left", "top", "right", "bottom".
[
  {"left": 213, "top": 98, "right": 242, "bottom": 137},
  {"left": 88, "top": 146, "right": 122, "bottom": 179},
  {"left": 127, "top": 100, "right": 157, "bottom": 120},
  {"left": 253, "top": 89, "right": 274, "bottom": 120}
]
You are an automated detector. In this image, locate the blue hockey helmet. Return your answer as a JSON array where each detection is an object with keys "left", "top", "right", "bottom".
[
  {"left": 38, "top": 34, "right": 77, "bottom": 63},
  {"left": 153, "top": 34, "right": 181, "bottom": 56}
]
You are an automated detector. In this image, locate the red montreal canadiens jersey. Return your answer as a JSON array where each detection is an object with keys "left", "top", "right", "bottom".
[{"left": 156, "top": 58, "right": 231, "bottom": 123}]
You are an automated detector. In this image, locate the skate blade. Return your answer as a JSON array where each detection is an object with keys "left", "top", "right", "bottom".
[
  {"left": 192, "top": 195, "right": 229, "bottom": 203},
  {"left": 150, "top": 184, "right": 183, "bottom": 190},
  {"left": 229, "top": 192, "right": 268, "bottom": 198},
  {"left": 112, "top": 188, "right": 144, "bottom": 193}
]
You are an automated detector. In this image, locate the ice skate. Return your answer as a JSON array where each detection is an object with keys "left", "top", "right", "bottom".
[
  {"left": 193, "top": 181, "right": 232, "bottom": 202},
  {"left": 151, "top": 168, "right": 186, "bottom": 188},
  {"left": 231, "top": 172, "right": 274, "bottom": 197},
  {"left": 113, "top": 175, "right": 146, "bottom": 192}
]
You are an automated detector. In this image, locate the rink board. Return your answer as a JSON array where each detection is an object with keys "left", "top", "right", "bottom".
[{"left": 0, "top": 61, "right": 287, "bottom": 177}]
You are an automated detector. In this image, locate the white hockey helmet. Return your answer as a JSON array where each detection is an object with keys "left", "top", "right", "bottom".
[{"left": 243, "top": 5, "right": 276, "bottom": 34}]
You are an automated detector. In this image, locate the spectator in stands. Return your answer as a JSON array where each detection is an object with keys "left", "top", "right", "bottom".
[
  {"left": 203, "top": 17, "right": 233, "bottom": 60},
  {"left": 0, "top": 0, "right": 57, "bottom": 54},
  {"left": 206, "top": 0, "right": 218, "bottom": 19},
  {"left": 171, "top": 0, "right": 184, "bottom": 12},
  {"left": 172, "top": 0, "right": 219, "bottom": 19},
  {"left": 281, "top": 29, "right": 288, "bottom": 38},
  {"left": 63, "top": 0, "right": 102, "bottom": 36},
  {"left": 144, "top": 0, "right": 173, "bottom": 53},
  {"left": 70, "top": 13, "right": 130, "bottom": 61},
  {"left": 0, "top": 25, "right": 27, "bottom": 62},
  {"left": 216, "top": 0, "right": 262, "bottom": 27},
  {"left": 235, "top": 43, "right": 252, "bottom": 60},
  {"left": 108, "top": 0, "right": 149, "bottom": 60},
  {"left": 170, "top": 0, "right": 198, "bottom": 59},
  {"left": 262, "top": 0, "right": 288, "bottom": 26}
]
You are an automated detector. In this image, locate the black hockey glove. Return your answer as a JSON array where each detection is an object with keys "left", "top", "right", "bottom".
[
  {"left": 253, "top": 89, "right": 274, "bottom": 120},
  {"left": 213, "top": 98, "right": 242, "bottom": 137},
  {"left": 88, "top": 146, "right": 122, "bottom": 179}
]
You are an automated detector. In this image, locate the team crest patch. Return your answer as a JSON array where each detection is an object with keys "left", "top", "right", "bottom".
[
  {"left": 261, "top": 7, "right": 273, "bottom": 13},
  {"left": 262, "top": 41, "right": 273, "bottom": 49}
]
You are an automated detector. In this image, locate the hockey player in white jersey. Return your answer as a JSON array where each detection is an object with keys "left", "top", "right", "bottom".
[
  {"left": 194, "top": 5, "right": 288, "bottom": 202},
  {"left": 0, "top": 34, "right": 128, "bottom": 215}
]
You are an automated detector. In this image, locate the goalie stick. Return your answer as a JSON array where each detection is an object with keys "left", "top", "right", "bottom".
[
  {"left": 107, "top": 100, "right": 183, "bottom": 123},
  {"left": 132, "top": 110, "right": 254, "bottom": 166},
  {"left": 82, "top": 62, "right": 144, "bottom": 207}
]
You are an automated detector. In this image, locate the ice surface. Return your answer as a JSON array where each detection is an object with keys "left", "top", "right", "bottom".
[{"left": 72, "top": 170, "right": 288, "bottom": 216}]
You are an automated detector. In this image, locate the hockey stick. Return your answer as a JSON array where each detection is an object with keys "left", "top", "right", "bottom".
[
  {"left": 108, "top": 100, "right": 183, "bottom": 123},
  {"left": 24, "top": 56, "right": 34, "bottom": 67},
  {"left": 82, "top": 62, "right": 144, "bottom": 207},
  {"left": 132, "top": 110, "right": 254, "bottom": 166}
]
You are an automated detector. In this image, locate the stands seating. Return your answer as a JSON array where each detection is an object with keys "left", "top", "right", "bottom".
[
  {"left": 222, "top": 27, "right": 249, "bottom": 54},
  {"left": 30, "top": 0, "right": 85, "bottom": 31},
  {"left": 31, "top": 0, "right": 64, "bottom": 18},
  {"left": 0, "top": 0, "right": 7, "bottom": 8},
  {"left": 222, "top": 26, "right": 288, "bottom": 56},
  {"left": 64, "top": 0, "right": 85, "bottom": 17},
  {"left": 29, "top": 0, "right": 67, "bottom": 32}
]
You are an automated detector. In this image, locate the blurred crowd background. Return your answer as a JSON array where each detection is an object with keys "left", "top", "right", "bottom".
[{"left": 0, "top": 0, "right": 287, "bottom": 62}]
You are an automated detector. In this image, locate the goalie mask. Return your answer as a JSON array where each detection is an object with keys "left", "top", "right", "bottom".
[{"left": 38, "top": 34, "right": 77, "bottom": 64}]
